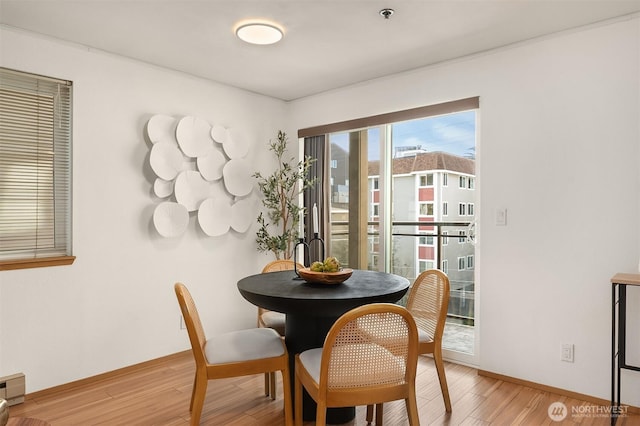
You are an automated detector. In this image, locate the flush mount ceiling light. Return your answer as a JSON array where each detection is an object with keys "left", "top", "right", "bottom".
[{"left": 235, "top": 22, "right": 284, "bottom": 45}]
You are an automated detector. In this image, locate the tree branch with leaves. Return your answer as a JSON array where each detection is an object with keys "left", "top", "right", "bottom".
[{"left": 253, "top": 131, "right": 317, "bottom": 260}]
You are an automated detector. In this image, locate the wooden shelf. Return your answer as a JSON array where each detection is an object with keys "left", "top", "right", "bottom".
[{"left": 611, "top": 273, "right": 640, "bottom": 286}]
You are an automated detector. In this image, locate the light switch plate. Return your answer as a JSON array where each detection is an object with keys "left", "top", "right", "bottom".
[
  {"left": 561, "top": 343, "right": 574, "bottom": 363},
  {"left": 495, "top": 208, "right": 507, "bottom": 226}
]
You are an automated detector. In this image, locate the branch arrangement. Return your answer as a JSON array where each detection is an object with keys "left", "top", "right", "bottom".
[{"left": 253, "top": 131, "right": 316, "bottom": 259}]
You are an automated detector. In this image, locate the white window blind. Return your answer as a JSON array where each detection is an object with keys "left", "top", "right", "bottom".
[{"left": 0, "top": 67, "right": 72, "bottom": 262}]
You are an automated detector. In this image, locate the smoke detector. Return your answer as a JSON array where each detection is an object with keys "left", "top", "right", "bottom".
[{"left": 379, "top": 8, "right": 394, "bottom": 19}]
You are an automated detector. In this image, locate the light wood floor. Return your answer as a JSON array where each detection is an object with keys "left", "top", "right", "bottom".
[{"left": 7, "top": 350, "right": 637, "bottom": 425}]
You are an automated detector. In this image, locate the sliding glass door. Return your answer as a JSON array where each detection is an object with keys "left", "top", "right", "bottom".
[{"left": 324, "top": 109, "right": 478, "bottom": 365}]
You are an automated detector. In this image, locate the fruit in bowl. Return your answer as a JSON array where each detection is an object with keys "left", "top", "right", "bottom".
[
  {"left": 310, "top": 257, "right": 341, "bottom": 273},
  {"left": 298, "top": 257, "right": 352, "bottom": 284}
]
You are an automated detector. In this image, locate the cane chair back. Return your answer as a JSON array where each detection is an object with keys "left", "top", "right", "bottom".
[
  {"left": 408, "top": 269, "right": 451, "bottom": 411},
  {"left": 406, "top": 269, "right": 450, "bottom": 349},
  {"left": 295, "top": 303, "right": 420, "bottom": 426},
  {"left": 367, "top": 269, "right": 452, "bottom": 421}
]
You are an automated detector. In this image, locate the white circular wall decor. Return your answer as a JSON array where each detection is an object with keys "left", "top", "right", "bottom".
[
  {"left": 153, "top": 201, "right": 189, "bottom": 237},
  {"left": 222, "top": 128, "right": 250, "bottom": 159},
  {"left": 147, "top": 114, "right": 177, "bottom": 144},
  {"left": 210, "top": 124, "right": 229, "bottom": 144},
  {"left": 150, "top": 142, "right": 185, "bottom": 181},
  {"left": 222, "top": 158, "right": 253, "bottom": 197},
  {"left": 176, "top": 116, "right": 213, "bottom": 158},
  {"left": 146, "top": 114, "right": 254, "bottom": 238},
  {"left": 198, "top": 197, "right": 232, "bottom": 236},
  {"left": 230, "top": 197, "right": 255, "bottom": 233},
  {"left": 153, "top": 178, "right": 174, "bottom": 198},
  {"left": 197, "top": 147, "right": 226, "bottom": 181},
  {"left": 174, "top": 170, "right": 211, "bottom": 212}
]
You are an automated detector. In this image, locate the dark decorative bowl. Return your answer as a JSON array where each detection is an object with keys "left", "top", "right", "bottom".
[{"left": 297, "top": 268, "right": 353, "bottom": 284}]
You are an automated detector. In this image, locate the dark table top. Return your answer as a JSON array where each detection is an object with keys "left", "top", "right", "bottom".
[{"left": 237, "top": 269, "right": 409, "bottom": 318}]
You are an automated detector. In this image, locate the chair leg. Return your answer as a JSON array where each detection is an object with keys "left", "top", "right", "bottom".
[
  {"left": 264, "top": 372, "right": 270, "bottom": 397},
  {"left": 315, "top": 402, "right": 327, "bottom": 426},
  {"left": 294, "top": 373, "right": 303, "bottom": 426},
  {"left": 190, "top": 372, "right": 208, "bottom": 426},
  {"left": 281, "top": 365, "right": 293, "bottom": 426},
  {"left": 405, "top": 392, "right": 420, "bottom": 426},
  {"left": 366, "top": 404, "right": 374, "bottom": 424},
  {"left": 366, "top": 403, "right": 384, "bottom": 425},
  {"left": 376, "top": 403, "right": 384, "bottom": 425},
  {"left": 270, "top": 371, "right": 276, "bottom": 400},
  {"left": 190, "top": 373, "right": 198, "bottom": 412},
  {"left": 433, "top": 348, "right": 452, "bottom": 412}
]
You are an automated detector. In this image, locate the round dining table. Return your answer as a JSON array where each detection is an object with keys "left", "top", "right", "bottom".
[{"left": 237, "top": 268, "right": 409, "bottom": 424}]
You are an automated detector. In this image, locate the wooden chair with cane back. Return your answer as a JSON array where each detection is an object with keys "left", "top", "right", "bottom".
[
  {"left": 367, "top": 269, "right": 451, "bottom": 423},
  {"left": 295, "top": 303, "right": 420, "bottom": 426}
]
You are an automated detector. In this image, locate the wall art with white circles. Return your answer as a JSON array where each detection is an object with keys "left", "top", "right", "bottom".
[{"left": 146, "top": 114, "right": 254, "bottom": 237}]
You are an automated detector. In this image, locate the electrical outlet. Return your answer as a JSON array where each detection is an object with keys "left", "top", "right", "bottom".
[
  {"left": 561, "top": 343, "right": 574, "bottom": 362},
  {"left": 179, "top": 315, "right": 186, "bottom": 330}
]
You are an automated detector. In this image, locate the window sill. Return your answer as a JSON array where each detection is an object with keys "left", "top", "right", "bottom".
[{"left": 0, "top": 256, "right": 76, "bottom": 271}]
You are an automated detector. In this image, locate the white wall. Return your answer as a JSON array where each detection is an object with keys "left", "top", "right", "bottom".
[
  {"left": 0, "top": 27, "right": 289, "bottom": 392},
  {"left": 290, "top": 16, "right": 640, "bottom": 405},
  {"left": 2, "top": 15, "right": 639, "bottom": 407}
]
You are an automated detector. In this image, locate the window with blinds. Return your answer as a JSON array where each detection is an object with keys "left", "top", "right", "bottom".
[{"left": 0, "top": 67, "right": 73, "bottom": 269}]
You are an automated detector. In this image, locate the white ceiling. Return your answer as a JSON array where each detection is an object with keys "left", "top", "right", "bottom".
[{"left": 1, "top": 1, "right": 639, "bottom": 101}]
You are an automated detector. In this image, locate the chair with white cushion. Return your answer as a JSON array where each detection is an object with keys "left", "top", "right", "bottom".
[
  {"left": 260, "top": 260, "right": 303, "bottom": 399},
  {"left": 260, "top": 260, "right": 303, "bottom": 334},
  {"left": 174, "top": 283, "right": 293, "bottom": 426},
  {"left": 294, "top": 303, "right": 420, "bottom": 426}
]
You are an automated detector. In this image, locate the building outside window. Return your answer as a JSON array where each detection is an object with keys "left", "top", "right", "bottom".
[
  {"left": 419, "top": 260, "right": 435, "bottom": 272},
  {"left": 458, "top": 257, "right": 466, "bottom": 270},
  {"left": 419, "top": 174, "right": 433, "bottom": 187},
  {"left": 419, "top": 233, "right": 434, "bottom": 245},
  {"left": 420, "top": 202, "right": 434, "bottom": 216}
]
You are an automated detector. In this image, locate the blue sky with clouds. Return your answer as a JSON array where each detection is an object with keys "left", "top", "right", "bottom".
[{"left": 330, "top": 110, "right": 476, "bottom": 160}]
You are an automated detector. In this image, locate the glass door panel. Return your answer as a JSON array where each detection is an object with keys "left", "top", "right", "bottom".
[
  {"left": 328, "top": 131, "right": 350, "bottom": 268},
  {"left": 326, "top": 110, "right": 477, "bottom": 363}
]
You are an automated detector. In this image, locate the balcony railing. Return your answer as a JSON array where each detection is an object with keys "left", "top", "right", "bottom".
[{"left": 329, "top": 220, "right": 475, "bottom": 326}]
